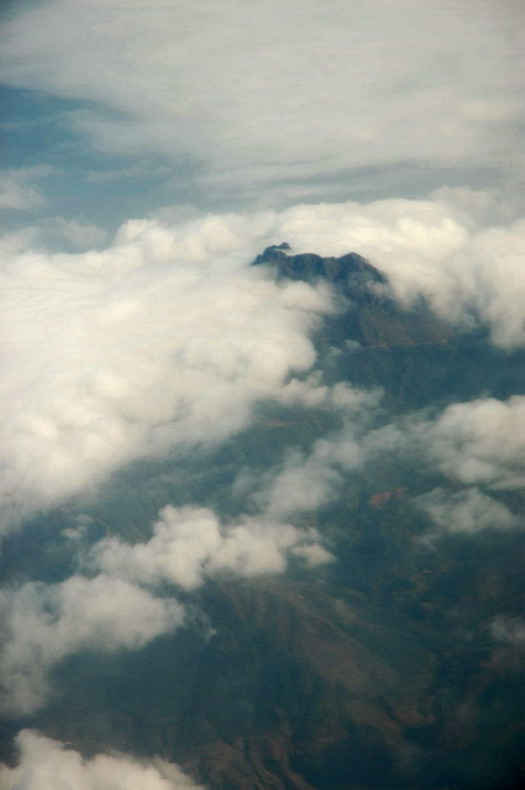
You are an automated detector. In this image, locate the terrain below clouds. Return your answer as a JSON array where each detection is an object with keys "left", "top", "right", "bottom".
[{"left": 1, "top": 222, "right": 524, "bottom": 789}]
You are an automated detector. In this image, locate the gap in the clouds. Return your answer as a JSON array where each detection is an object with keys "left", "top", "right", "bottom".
[{"left": 0, "top": 85, "right": 202, "bottom": 235}]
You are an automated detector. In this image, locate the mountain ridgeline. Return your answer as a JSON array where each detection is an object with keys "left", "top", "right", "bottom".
[
  {"left": 254, "top": 242, "right": 450, "bottom": 348},
  {"left": 254, "top": 243, "right": 524, "bottom": 408}
]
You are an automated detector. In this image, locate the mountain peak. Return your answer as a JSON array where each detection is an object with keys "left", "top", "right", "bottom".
[{"left": 252, "top": 244, "right": 387, "bottom": 297}]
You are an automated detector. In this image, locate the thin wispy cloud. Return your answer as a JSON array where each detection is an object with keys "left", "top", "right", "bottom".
[
  {"left": 1, "top": 0, "right": 523, "bottom": 204},
  {"left": 0, "top": 167, "right": 49, "bottom": 211}
]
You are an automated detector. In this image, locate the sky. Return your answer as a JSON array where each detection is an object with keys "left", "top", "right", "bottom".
[
  {"left": 1, "top": 1, "right": 525, "bottom": 787},
  {"left": 1, "top": 0, "right": 524, "bottom": 229}
]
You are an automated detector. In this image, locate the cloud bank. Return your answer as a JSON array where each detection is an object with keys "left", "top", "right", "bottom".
[
  {"left": 0, "top": 213, "right": 334, "bottom": 527},
  {"left": 3, "top": 194, "right": 525, "bottom": 531},
  {"left": 1, "top": 0, "right": 523, "bottom": 201},
  {"left": 269, "top": 194, "right": 525, "bottom": 348},
  {"left": 0, "top": 730, "right": 202, "bottom": 790}
]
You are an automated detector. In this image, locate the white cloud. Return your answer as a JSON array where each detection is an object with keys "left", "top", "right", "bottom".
[
  {"left": 0, "top": 1, "right": 523, "bottom": 199},
  {"left": 3, "top": 193, "right": 525, "bottom": 531},
  {"left": 269, "top": 195, "right": 525, "bottom": 348},
  {"left": 415, "top": 487, "right": 516, "bottom": 535},
  {"left": 257, "top": 449, "right": 346, "bottom": 518},
  {"left": 277, "top": 376, "right": 380, "bottom": 412},
  {"left": 0, "top": 574, "right": 184, "bottom": 716},
  {"left": 91, "top": 505, "right": 333, "bottom": 592},
  {"left": 0, "top": 730, "right": 202, "bottom": 790},
  {"left": 0, "top": 496, "right": 333, "bottom": 716},
  {"left": 422, "top": 396, "right": 525, "bottom": 489},
  {"left": 252, "top": 390, "right": 525, "bottom": 521},
  {"left": 361, "top": 393, "right": 525, "bottom": 492},
  {"left": 252, "top": 389, "right": 381, "bottom": 517},
  {"left": 0, "top": 213, "right": 335, "bottom": 527}
]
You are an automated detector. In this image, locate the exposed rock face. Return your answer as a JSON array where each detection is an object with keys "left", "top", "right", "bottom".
[
  {"left": 252, "top": 243, "right": 387, "bottom": 295},
  {"left": 253, "top": 243, "right": 450, "bottom": 350}
]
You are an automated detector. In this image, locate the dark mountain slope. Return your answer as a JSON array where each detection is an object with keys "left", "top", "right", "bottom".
[{"left": 255, "top": 244, "right": 525, "bottom": 409}]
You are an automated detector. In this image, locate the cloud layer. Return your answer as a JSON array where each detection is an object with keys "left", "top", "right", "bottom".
[
  {"left": 3, "top": 194, "right": 525, "bottom": 530},
  {"left": 0, "top": 730, "right": 202, "bottom": 790},
  {"left": 0, "top": 213, "right": 334, "bottom": 526},
  {"left": 1, "top": 0, "right": 523, "bottom": 201},
  {"left": 268, "top": 194, "right": 525, "bottom": 348}
]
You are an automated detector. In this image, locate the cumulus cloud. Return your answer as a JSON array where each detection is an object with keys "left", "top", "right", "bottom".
[
  {"left": 269, "top": 195, "right": 525, "bottom": 348},
  {"left": 419, "top": 395, "right": 525, "bottom": 489},
  {"left": 0, "top": 574, "right": 184, "bottom": 716},
  {"left": 3, "top": 193, "right": 525, "bottom": 533},
  {"left": 414, "top": 487, "right": 517, "bottom": 535},
  {"left": 0, "top": 730, "right": 202, "bottom": 790},
  {"left": 251, "top": 388, "right": 525, "bottom": 522},
  {"left": 91, "top": 505, "right": 333, "bottom": 592},
  {"left": 0, "top": 213, "right": 335, "bottom": 527},
  {"left": 0, "top": 1, "right": 523, "bottom": 201},
  {"left": 360, "top": 393, "right": 525, "bottom": 494},
  {"left": 250, "top": 389, "right": 381, "bottom": 517},
  {"left": 0, "top": 496, "right": 332, "bottom": 717},
  {"left": 276, "top": 376, "right": 381, "bottom": 413},
  {"left": 259, "top": 453, "right": 345, "bottom": 518}
]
